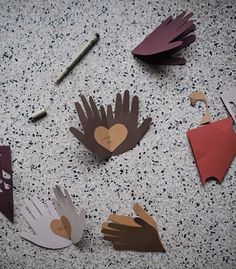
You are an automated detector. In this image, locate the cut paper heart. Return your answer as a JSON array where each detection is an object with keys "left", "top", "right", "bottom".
[
  {"left": 0, "top": 146, "right": 14, "bottom": 223},
  {"left": 94, "top": 124, "right": 128, "bottom": 152},
  {"left": 21, "top": 187, "right": 85, "bottom": 249},
  {"left": 50, "top": 216, "right": 71, "bottom": 239},
  {"left": 187, "top": 117, "right": 236, "bottom": 185},
  {"left": 70, "top": 90, "right": 152, "bottom": 158},
  {"left": 132, "top": 11, "right": 196, "bottom": 65},
  {"left": 221, "top": 88, "right": 236, "bottom": 124},
  {"left": 101, "top": 204, "right": 165, "bottom": 252}
]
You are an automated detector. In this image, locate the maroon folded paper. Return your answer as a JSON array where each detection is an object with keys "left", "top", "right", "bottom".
[
  {"left": 132, "top": 11, "right": 196, "bottom": 65},
  {"left": 0, "top": 146, "right": 14, "bottom": 223},
  {"left": 187, "top": 118, "right": 236, "bottom": 185}
]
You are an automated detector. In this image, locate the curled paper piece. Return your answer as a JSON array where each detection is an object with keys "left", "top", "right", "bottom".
[
  {"left": 69, "top": 90, "right": 152, "bottom": 158},
  {"left": 21, "top": 187, "right": 85, "bottom": 249},
  {"left": 189, "top": 91, "right": 212, "bottom": 125},
  {"left": 53, "top": 186, "right": 85, "bottom": 245},
  {"left": 21, "top": 197, "right": 72, "bottom": 249},
  {"left": 221, "top": 88, "right": 236, "bottom": 124},
  {"left": 187, "top": 117, "right": 236, "bottom": 185},
  {"left": 132, "top": 11, "right": 196, "bottom": 65},
  {"left": 0, "top": 146, "right": 13, "bottom": 223},
  {"left": 101, "top": 204, "right": 165, "bottom": 252}
]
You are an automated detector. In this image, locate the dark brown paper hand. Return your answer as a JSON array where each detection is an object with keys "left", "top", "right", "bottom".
[
  {"left": 69, "top": 91, "right": 152, "bottom": 158},
  {"left": 101, "top": 204, "right": 165, "bottom": 252}
]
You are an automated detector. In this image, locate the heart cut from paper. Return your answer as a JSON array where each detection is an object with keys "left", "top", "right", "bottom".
[
  {"left": 94, "top": 124, "right": 128, "bottom": 152},
  {"left": 50, "top": 216, "right": 71, "bottom": 239}
]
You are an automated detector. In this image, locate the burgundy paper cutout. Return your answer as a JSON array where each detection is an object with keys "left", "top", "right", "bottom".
[
  {"left": 187, "top": 118, "right": 236, "bottom": 185},
  {"left": 0, "top": 146, "right": 14, "bottom": 222},
  {"left": 132, "top": 11, "right": 196, "bottom": 65}
]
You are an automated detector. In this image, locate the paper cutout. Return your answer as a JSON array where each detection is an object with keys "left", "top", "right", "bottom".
[
  {"left": 94, "top": 124, "right": 128, "bottom": 152},
  {"left": 21, "top": 196, "right": 72, "bottom": 249},
  {"left": 21, "top": 186, "right": 85, "bottom": 249},
  {"left": 53, "top": 186, "right": 85, "bottom": 245},
  {"left": 187, "top": 117, "right": 236, "bottom": 185},
  {"left": 190, "top": 91, "right": 212, "bottom": 125},
  {"left": 101, "top": 204, "right": 165, "bottom": 252},
  {"left": 70, "top": 90, "right": 152, "bottom": 157},
  {"left": 221, "top": 88, "right": 236, "bottom": 124},
  {"left": 132, "top": 11, "right": 196, "bottom": 65},
  {"left": 50, "top": 216, "right": 71, "bottom": 239},
  {"left": 0, "top": 146, "right": 14, "bottom": 223}
]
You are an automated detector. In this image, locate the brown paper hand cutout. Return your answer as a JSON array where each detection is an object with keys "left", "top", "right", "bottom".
[
  {"left": 70, "top": 90, "right": 152, "bottom": 158},
  {"left": 189, "top": 91, "right": 212, "bottom": 125},
  {"left": 101, "top": 204, "right": 165, "bottom": 252}
]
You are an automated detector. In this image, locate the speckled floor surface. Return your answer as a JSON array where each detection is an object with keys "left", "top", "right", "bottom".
[{"left": 0, "top": 0, "right": 235, "bottom": 268}]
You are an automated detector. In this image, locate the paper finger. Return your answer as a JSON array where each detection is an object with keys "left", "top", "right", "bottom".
[
  {"left": 123, "top": 90, "right": 130, "bottom": 114},
  {"left": 21, "top": 206, "right": 36, "bottom": 230},
  {"left": 89, "top": 96, "right": 100, "bottom": 120},
  {"left": 115, "top": 93, "right": 122, "bottom": 117},
  {"left": 133, "top": 204, "right": 156, "bottom": 228},
  {"left": 81, "top": 95, "right": 93, "bottom": 119},
  {"left": 32, "top": 197, "right": 49, "bottom": 216},
  {"left": 108, "top": 214, "right": 140, "bottom": 227},
  {"left": 24, "top": 198, "right": 41, "bottom": 219}
]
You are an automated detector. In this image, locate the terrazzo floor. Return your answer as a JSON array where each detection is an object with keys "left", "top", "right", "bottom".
[{"left": 0, "top": 0, "right": 235, "bottom": 268}]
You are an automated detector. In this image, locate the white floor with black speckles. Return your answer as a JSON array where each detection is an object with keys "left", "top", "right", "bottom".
[{"left": 0, "top": 0, "right": 235, "bottom": 268}]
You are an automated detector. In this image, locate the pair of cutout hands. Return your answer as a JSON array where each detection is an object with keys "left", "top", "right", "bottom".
[
  {"left": 70, "top": 90, "right": 152, "bottom": 157},
  {"left": 21, "top": 189, "right": 165, "bottom": 252},
  {"left": 21, "top": 186, "right": 85, "bottom": 249}
]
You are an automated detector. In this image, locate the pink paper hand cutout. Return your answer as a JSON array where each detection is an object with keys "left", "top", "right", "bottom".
[
  {"left": 187, "top": 118, "right": 236, "bottom": 185},
  {"left": 0, "top": 146, "right": 13, "bottom": 223}
]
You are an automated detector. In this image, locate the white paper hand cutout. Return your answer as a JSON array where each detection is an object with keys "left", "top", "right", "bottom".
[
  {"left": 53, "top": 186, "right": 86, "bottom": 244},
  {"left": 21, "top": 197, "right": 72, "bottom": 249}
]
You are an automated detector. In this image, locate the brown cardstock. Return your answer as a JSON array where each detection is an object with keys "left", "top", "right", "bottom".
[
  {"left": 101, "top": 204, "right": 165, "bottom": 252},
  {"left": 70, "top": 90, "right": 152, "bottom": 158},
  {"left": 190, "top": 91, "right": 212, "bottom": 125},
  {"left": 50, "top": 216, "right": 71, "bottom": 240}
]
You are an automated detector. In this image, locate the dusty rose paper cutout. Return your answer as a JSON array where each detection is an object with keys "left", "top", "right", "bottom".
[
  {"left": 221, "top": 88, "right": 236, "bottom": 124},
  {"left": 69, "top": 90, "right": 152, "bottom": 158},
  {"left": 0, "top": 146, "right": 14, "bottom": 223},
  {"left": 132, "top": 11, "right": 196, "bottom": 65},
  {"left": 53, "top": 186, "right": 85, "bottom": 245},
  {"left": 187, "top": 117, "right": 236, "bottom": 185},
  {"left": 101, "top": 204, "right": 165, "bottom": 252},
  {"left": 21, "top": 196, "right": 72, "bottom": 249}
]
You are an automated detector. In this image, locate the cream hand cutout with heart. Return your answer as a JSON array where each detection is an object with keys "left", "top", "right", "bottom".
[{"left": 94, "top": 124, "right": 128, "bottom": 152}]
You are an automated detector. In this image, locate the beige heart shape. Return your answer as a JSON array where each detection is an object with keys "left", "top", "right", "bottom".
[
  {"left": 50, "top": 216, "right": 71, "bottom": 239},
  {"left": 94, "top": 124, "right": 128, "bottom": 152}
]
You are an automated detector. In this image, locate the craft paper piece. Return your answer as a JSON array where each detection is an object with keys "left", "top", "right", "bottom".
[
  {"left": 53, "top": 186, "right": 85, "bottom": 245},
  {"left": 21, "top": 187, "right": 85, "bottom": 249},
  {"left": 187, "top": 117, "right": 236, "bottom": 185},
  {"left": 0, "top": 146, "right": 14, "bottom": 223},
  {"left": 189, "top": 91, "right": 212, "bottom": 125},
  {"left": 21, "top": 196, "right": 72, "bottom": 249},
  {"left": 101, "top": 204, "right": 165, "bottom": 252},
  {"left": 132, "top": 11, "right": 196, "bottom": 65},
  {"left": 221, "top": 88, "right": 236, "bottom": 124},
  {"left": 70, "top": 90, "right": 152, "bottom": 158}
]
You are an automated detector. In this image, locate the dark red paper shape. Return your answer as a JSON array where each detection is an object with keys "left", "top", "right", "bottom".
[
  {"left": 132, "top": 11, "right": 196, "bottom": 65},
  {"left": 187, "top": 118, "right": 236, "bottom": 185},
  {"left": 0, "top": 146, "right": 14, "bottom": 223}
]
